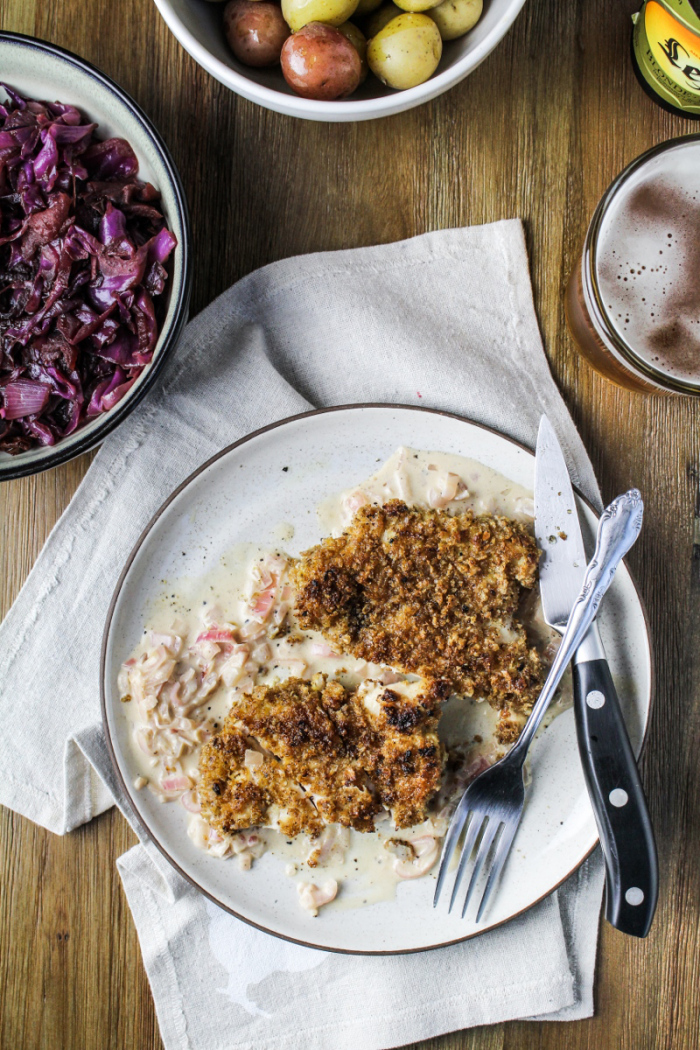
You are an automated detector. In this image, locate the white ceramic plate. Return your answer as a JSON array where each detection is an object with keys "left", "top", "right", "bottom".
[{"left": 102, "top": 404, "right": 652, "bottom": 953}]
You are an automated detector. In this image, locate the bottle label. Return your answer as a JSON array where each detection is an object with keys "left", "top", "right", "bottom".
[{"left": 633, "top": 0, "right": 700, "bottom": 114}]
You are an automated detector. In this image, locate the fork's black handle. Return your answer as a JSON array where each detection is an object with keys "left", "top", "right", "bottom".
[{"left": 572, "top": 657, "right": 658, "bottom": 938}]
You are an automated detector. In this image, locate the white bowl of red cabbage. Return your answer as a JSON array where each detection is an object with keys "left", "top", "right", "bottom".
[{"left": 0, "top": 34, "right": 190, "bottom": 479}]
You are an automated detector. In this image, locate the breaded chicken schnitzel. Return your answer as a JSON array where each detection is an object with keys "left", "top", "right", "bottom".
[
  {"left": 291, "top": 500, "right": 543, "bottom": 726},
  {"left": 198, "top": 674, "right": 445, "bottom": 838}
]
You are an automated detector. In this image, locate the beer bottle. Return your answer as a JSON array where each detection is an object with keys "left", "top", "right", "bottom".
[{"left": 632, "top": 0, "right": 700, "bottom": 118}]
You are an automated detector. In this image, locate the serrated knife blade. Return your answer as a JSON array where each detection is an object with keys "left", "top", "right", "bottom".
[{"left": 534, "top": 416, "right": 588, "bottom": 629}]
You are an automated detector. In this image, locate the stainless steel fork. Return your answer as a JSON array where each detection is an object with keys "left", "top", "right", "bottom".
[{"left": 433, "top": 489, "right": 643, "bottom": 921}]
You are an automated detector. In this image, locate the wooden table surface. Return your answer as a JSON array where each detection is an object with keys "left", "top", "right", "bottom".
[{"left": 1, "top": 0, "right": 699, "bottom": 1046}]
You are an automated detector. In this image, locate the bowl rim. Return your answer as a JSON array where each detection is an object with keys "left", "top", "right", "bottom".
[
  {"left": 0, "top": 31, "right": 192, "bottom": 481},
  {"left": 153, "top": 0, "right": 529, "bottom": 122},
  {"left": 100, "top": 401, "right": 655, "bottom": 955}
]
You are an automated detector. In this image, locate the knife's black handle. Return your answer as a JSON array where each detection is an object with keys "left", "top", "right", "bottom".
[{"left": 572, "top": 658, "right": 658, "bottom": 938}]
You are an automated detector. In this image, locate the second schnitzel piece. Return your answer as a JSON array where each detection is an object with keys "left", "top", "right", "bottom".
[
  {"left": 198, "top": 674, "right": 446, "bottom": 839},
  {"left": 292, "top": 499, "right": 543, "bottom": 716},
  {"left": 353, "top": 677, "right": 448, "bottom": 829},
  {"left": 198, "top": 721, "right": 324, "bottom": 838},
  {"left": 230, "top": 675, "right": 379, "bottom": 832}
]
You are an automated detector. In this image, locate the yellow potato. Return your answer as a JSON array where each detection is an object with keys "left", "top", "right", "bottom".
[
  {"left": 394, "top": 0, "right": 442, "bottom": 12},
  {"left": 367, "top": 12, "right": 441, "bottom": 89},
  {"left": 364, "top": 1, "right": 402, "bottom": 36},
  {"left": 281, "top": 0, "right": 359, "bottom": 31},
  {"left": 337, "top": 20, "right": 369, "bottom": 81},
  {"left": 428, "top": 0, "right": 481, "bottom": 40},
  {"left": 354, "top": 0, "right": 383, "bottom": 14}
]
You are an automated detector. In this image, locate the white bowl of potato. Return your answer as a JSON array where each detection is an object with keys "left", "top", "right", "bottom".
[{"left": 154, "top": 0, "right": 527, "bottom": 120}]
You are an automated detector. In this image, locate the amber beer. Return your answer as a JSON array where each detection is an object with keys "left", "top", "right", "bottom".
[{"left": 565, "top": 136, "right": 700, "bottom": 395}]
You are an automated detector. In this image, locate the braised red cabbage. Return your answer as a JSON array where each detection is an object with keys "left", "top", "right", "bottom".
[{"left": 0, "top": 85, "right": 177, "bottom": 455}]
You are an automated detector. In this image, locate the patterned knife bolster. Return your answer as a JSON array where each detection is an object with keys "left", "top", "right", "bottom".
[{"left": 572, "top": 654, "right": 658, "bottom": 938}]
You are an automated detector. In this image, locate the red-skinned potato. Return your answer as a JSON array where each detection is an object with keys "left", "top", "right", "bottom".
[
  {"left": 337, "top": 21, "right": 368, "bottom": 83},
  {"left": 223, "top": 0, "right": 290, "bottom": 67},
  {"left": 280, "top": 22, "right": 362, "bottom": 100}
]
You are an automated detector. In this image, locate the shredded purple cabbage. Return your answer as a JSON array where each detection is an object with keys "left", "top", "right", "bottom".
[{"left": 0, "top": 85, "right": 177, "bottom": 454}]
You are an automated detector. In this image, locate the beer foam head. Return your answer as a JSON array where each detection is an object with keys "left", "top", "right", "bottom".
[{"left": 596, "top": 140, "right": 700, "bottom": 386}]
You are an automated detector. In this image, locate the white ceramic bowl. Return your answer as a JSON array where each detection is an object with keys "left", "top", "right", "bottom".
[
  {"left": 154, "top": 0, "right": 528, "bottom": 122},
  {"left": 0, "top": 33, "right": 191, "bottom": 481}
]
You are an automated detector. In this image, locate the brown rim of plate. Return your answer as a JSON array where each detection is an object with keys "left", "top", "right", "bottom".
[{"left": 100, "top": 402, "right": 655, "bottom": 956}]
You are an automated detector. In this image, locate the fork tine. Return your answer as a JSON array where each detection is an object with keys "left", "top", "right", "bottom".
[
  {"left": 461, "top": 817, "right": 500, "bottom": 918},
  {"left": 448, "top": 811, "right": 483, "bottom": 913},
  {"left": 433, "top": 794, "right": 472, "bottom": 907},
  {"left": 475, "top": 818, "right": 519, "bottom": 923}
]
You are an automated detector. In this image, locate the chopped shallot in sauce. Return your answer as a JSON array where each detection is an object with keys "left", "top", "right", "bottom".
[{"left": 298, "top": 879, "right": 338, "bottom": 916}]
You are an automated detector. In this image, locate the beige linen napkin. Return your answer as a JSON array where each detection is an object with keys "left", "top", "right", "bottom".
[{"left": 0, "top": 221, "right": 605, "bottom": 1049}]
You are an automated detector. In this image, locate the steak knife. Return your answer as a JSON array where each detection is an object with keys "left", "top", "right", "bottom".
[{"left": 534, "top": 416, "right": 658, "bottom": 938}]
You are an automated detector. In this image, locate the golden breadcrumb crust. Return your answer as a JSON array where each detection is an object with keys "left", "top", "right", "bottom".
[
  {"left": 358, "top": 677, "right": 449, "bottom": 828},
  {"left": 291, "top": 500, "right": 544, "bottom": 733},
  {"left": 198, "top": 720, "right": 323, "bottom": 839},
  {"left": 198, "top": 674, "right": 445, "bottom": 837}
]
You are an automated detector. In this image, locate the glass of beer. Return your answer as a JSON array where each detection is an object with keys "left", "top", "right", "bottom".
[{"left": 565, "top": 134, "right": 700, "bottom": 394}]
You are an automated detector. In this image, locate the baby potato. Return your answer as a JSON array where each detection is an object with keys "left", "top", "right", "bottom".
[
  {"left": 224, "top": 0, "right": 290, "bottom": 66},
  {"left": 355, "top": 0, "right": 382, "bottom": 13},
  {"left": 281, "top": 22, "right": 362, "bottom": 98},
  {"left": 367, "top": 12, "right": 442, "bottom": 89},
  {"left": 354, "top": 0, "right": 383, "bottom": 14},
  {"left": 281, "top": 0, "right": 359, "bottom": 31},
  {"left": 364, "top": 1, "right": 402, "bottom": 36},
  {"left": 337, "top": 20, "right": 368, "bottom": 81},
  {"left": 428, "top": 0, "right": 482, "bottom": 39},
  {"left": 393, "top": 0, "right": 442, "bottom": 12}
]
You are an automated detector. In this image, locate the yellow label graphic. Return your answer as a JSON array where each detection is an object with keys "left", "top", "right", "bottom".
[{"left": 645, "top": 0, "right": 700, "bottom": 97}]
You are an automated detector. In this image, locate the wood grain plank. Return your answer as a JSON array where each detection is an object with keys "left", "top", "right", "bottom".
[{"left": 1, "top": 0, "right": 700, "bottom": 1045}]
